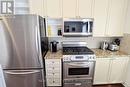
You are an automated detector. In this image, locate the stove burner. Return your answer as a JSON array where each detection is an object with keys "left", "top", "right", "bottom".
[{"left": 63, "top": 47, "right": 94, "bottom": 55}]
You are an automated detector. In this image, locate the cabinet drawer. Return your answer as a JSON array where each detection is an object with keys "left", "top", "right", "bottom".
[
  {"left": 45, "top": 59, "right": 61, "bottom": 63},
  {"left": 46, "top": 69, "right": 60, "bottom": 74},
  {"left": 46, "top": 73, "right": 61, "bottom": 78},
  {"left": 46, "top": 78, "right": 61, "bottom": 86},
  {"left": 46, "top": 66, "right": 61, "bottom": 71},
  {"left": 45, "top": 63, "right": 61, "bottom": 68}
]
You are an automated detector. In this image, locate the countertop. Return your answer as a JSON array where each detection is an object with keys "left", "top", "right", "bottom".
[
  {"left": 44, "top": 49, "right": 129, "bottom": 59},
  {"left": 92, "top": 49, "right": 129, "bottom": 58},
  {"left": 45, "top": 50, "right": 62, "bottom": 59}
]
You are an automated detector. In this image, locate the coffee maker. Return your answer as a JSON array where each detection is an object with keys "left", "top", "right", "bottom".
[{"left": 50, "top": 41, "right": 59, "bottom": 52}]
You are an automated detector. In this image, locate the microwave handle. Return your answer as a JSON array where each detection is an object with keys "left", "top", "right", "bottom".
[
  {"left": 67, "top": 63, "right": 89, "bottom": 67},
  {"left": 87, "top": 22, "right": 90, "bottom": 33}
]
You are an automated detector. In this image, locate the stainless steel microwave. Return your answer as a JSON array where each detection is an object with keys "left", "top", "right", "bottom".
[{"left": 63, "top": 18, "right": 94, "bottom": 37}]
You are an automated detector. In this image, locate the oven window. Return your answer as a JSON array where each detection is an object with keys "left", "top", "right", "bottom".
[{"left": 68, "top": 68, "right": 89, "bottom": 75}]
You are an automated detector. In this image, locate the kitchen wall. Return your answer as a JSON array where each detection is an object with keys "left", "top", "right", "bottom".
[
  {"left": 120, "top": 34, "right": 130, "bottom": 54},
  {"left": 122, "top": 0, "right": 130, "bottom": 85},
  {"left": 120, "top": 34, "right": 130, "bottom": 87},
  {"left": 49, "top": 37, "right": 117, "bottom": 50}
]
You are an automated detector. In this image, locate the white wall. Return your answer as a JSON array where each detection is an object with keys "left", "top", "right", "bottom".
[{"left": 124, "top": 0, "right": 130, "bottom": 34}]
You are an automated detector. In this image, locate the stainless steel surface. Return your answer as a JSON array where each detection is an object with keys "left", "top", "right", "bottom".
[
  {"left": 62, "top": 42, "right": 95, "bottom": 87},
  {"left": 108, "top": 43, "right": 119, "bottom": 51},
  {"left": 63, "top": 55, "right": 95, "bottom": 62},
  {"left": 63, "top": 18, "right": 93, "bottom": 37},
  {"left": 100, "top": 41, "right": 108, "bottom": 50},
  {"left": 63, "top": 18, "right": 93, "bottom": 22},
  {"left": 63, "top": 79, "right": 92, "bottom": 87},
  {"left": 4, "top": 69, "right": 44, "bottom": 87},
  {"left": 63, "top": 61, "right": 95, "bottom": 79},
  {"left": 0, "top": 15, "right": 44, "bottom": 69},
  {"left": 0, "top": 15, "right": 46, "bottom": 87}
]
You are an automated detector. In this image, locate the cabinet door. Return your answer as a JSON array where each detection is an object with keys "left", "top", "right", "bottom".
[
  {"left": 106, "top": 0, "right": 126, "bottom": 36},
  {"left": 109, "top": 57, "right": 129, "bottom": 83},
  {"left": 78, "top": 0, "right": 93, "bottom": 18},
  {"left": 63, "top": 0, "right": 77, "bottom": 18},
  {"left": 93, "top": 58, "right": 110, "bottom": 84},
  {"left": 29, "top": 0, "right": 44, "bottom": 17},
  {"left": 45, "top": 0, "right": 62, "bottom": 18},
  {"left": 93, "top": 0, "right": 109, "bottom": 37}
]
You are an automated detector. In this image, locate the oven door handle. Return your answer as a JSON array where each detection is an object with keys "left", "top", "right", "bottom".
[{"left": 67, "top": 63, "right": 89, "bottom": 67}]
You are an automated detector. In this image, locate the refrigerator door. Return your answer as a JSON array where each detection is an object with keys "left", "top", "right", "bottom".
[
  {"left": 0, "top": 15, "right": 44, "bottom": 69},
  {"left": 4, "top": 69, "right": 45, "bottom": 87}
]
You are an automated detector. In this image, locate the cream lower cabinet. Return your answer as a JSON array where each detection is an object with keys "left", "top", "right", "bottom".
[
  {"left": 109, "top": 57, "right": 129, "bottom": 83},
  {"left": 93, "top": 58, "right": 110, "bottom": 84},
  {"left": 45, "top": 59, "right": 62, "bottom": 86},
  {"left": 94, "top": 57, "right": 129, "bottom": 85}
]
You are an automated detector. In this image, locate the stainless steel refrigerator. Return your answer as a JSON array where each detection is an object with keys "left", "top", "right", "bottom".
[{"left": 0, "top": 14, "right": 48, "bottom": 87}]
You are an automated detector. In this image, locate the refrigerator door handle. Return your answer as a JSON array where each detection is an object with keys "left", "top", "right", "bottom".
[
  {"left": 5, "top": 70, "right": 40, "bottom": 75},
  {"left": 35, "top": 25, "right": 39, "bottom": 56}
]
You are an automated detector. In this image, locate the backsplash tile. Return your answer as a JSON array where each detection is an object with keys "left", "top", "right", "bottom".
[
  {"left": 120, "top": 33, "right": 130, "bottom": 55},
  {"left": 48, "top": 37, "right": 116, "bottom": 50}
]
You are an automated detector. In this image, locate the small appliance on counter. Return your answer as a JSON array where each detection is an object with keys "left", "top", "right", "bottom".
[
  {"left": 100, "top": 41, "right": 109, "bottom": 50},
  {"left": 50, "top": 41, "right": 59, "bottom": 52},
  {"left": 108, "top": 38, "right": 120, "bottom": 51},
  {"left": 108, "top": 42, "right": 119, "bottom": 51}
]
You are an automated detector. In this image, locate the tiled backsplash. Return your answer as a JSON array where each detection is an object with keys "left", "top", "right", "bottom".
[
  {"left": 48, "top": 37, "right": 117, "bottom": 50},
  {"left": 120, "top": 33, "right": 130, "bottom": 55}
]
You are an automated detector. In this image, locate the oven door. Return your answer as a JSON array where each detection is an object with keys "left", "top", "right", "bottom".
[{"left": 63, "top": 61, "right": 95, "bottom": 79}]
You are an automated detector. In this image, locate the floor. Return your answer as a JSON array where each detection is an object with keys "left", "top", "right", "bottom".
[{"left": 93, "top": 84, "right": 124, "bottom": 87}]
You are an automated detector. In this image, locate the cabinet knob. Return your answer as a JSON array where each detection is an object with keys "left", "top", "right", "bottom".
[{"left": 53, "top": 81, "right": 55, "bottom": 83}]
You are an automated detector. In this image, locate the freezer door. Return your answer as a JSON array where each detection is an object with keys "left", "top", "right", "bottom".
[
  {"left": 4, "top": 69, "right": 45, "bottom": 87},
  {"left": 0, "top": 15, "right": 44, "bottom": 69}
]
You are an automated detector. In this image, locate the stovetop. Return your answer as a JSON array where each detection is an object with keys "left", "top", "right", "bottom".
[{"left": 63, "top": 47, "right": 94, "bottom": 55}]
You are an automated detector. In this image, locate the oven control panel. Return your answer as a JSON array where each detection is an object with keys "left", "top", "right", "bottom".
[{"left": 63, "top": 55, "right": 95, "bottom": 62}]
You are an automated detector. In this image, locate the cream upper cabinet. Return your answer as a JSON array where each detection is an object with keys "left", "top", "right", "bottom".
[
  {"left": 63, "top": 0, "right": 77, "bottom": 18},
  {"left": 94, "top": 58, "right": 110, "bottom": 84},
  {"left": 78, "top": 0, "right": 93, "bottom": 18},
  {"left": 109, "top": 57, "right": 129, "bottom": 83},
  {"left": 93, "top": 0, "right": 128, "bottom": 37},
  {"left": 106, "top": 0, "right": 127, "bottom": 36},
  {"left": 29, "top": 0, "right": 44, "bottom": 17},
  {"left": 45, "top": 0, "right": 62, "bottom": 18},
  {"left": 93, "top": 0, "right": 109, "bottom": 37}
]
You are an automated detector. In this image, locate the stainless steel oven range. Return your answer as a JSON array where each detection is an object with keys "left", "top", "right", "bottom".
[{"left": 62, "top": 42, "right": 96, "bottom": 87}]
